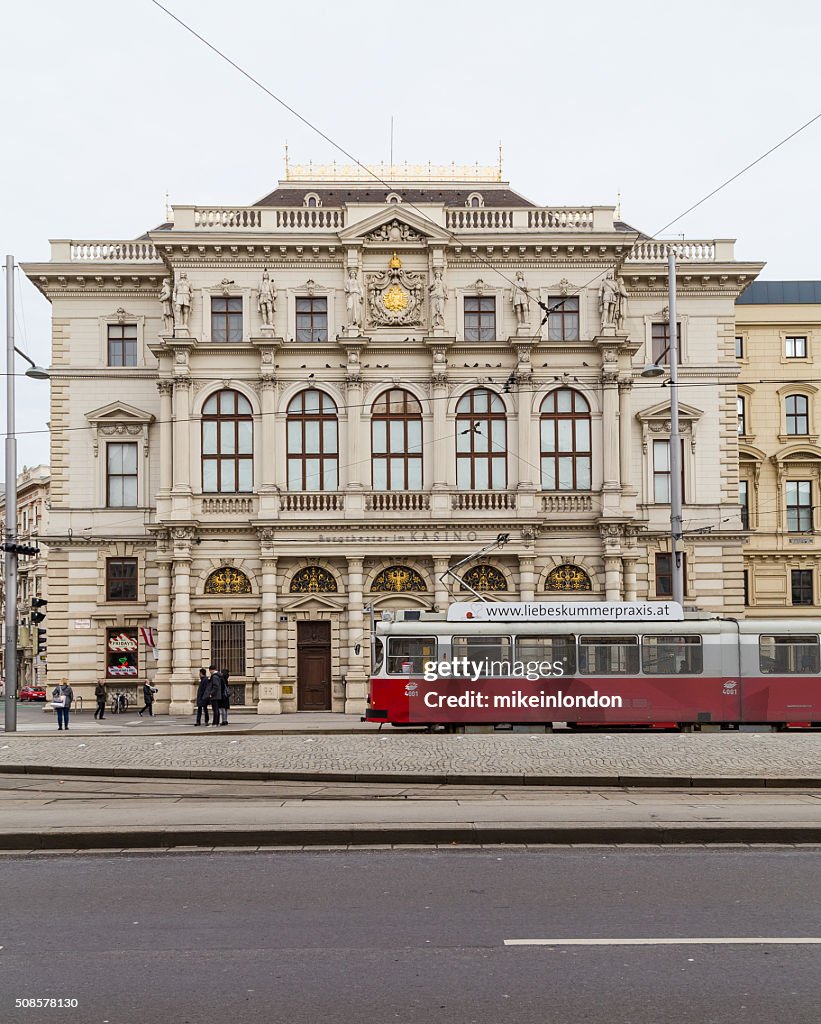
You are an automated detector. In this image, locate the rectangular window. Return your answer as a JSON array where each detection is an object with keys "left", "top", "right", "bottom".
[
  {"left": 107, "top": 323, "right": 137, "bottom": 366},
  {"left": 516, "top": 635, "right": 577, "bottom": 675},
  {"left": 106, "top": 627, "right": 139, "bottom": 680},
  {"left": 651, "top": 322, "right": 682, "bottom": 364},
  {"left": 296, "top": 296, "right": 328, "bottom": 342},
  {"left": 791, "top": 569, "right": 814, "bottom": 606},
  {"left": 737, "top": 396, "right": 746, "bottom": 436},
  {"left": 786, "top": 480, "right": 813, "bottom": 532},
  {"left": 759, "top": 634, "right": 820, "bottom": 674},
  {"left": 106, "top": 442, "right": 138, "bottom": 508},
  {"left": 547, "top": 296, "right": 580, "bottom": 341},
  {"left": 464, "top": 296, "right": 496, "bottom": 341},
  {"left": 578, "top": 636, "right": 639, "bottom": 675},
  {"left": 106, "top": 558, "right": 138, "bottom": 601},
  {"left": 785, "top": 335, "right": 807, "bottom": 359},
  {"left": 739, "top": 480, "right": 749, "bottom": 530},
  {"left": 211, "top": 297, "right": 243, "bottom": 343},
  {"left": 743, "top": 569, "right": 750, "bottom": 606},
  {"left": 785, "top": 395, "right": 809, "bottom": 436},
  {"left": 641, "top": 635, "right": 703, "bottom": 674},
  {"left": 386, "top": 637, "right": 437, "bottom": 675},
  {"left": 451, "top": 636, "right": 512, "bottom": 674},
  {"left": 655, "top": 553, "right": 688, "bottom": 598},
  {"left": 653, "top": 439, "right": 685, "bottom": 504},
  {"left": 735, "top": 335, "right": 744, "bottom": 359},
  {"left": 210, "top": 621, "right": 246, "bottom": 676}
]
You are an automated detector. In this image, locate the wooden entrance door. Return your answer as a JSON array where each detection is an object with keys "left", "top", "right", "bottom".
[{"left": 297, "top": 620, "right": 332, "bottom": 711}]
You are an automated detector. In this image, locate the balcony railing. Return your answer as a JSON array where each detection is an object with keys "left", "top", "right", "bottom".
[
  {"left": 541, "top": 493, "right": 594, "bottom": 513},
  {"left": 67, "top": 241, "right": 160, "bottom": 262},
  {"left": 452, "top": 492, "right": 517, "bottom": 511},
  {"left": 199, "top": 496, "right": 256, "bottom": 515},
  {"left": 281, "top": 492, "right": 344, "bottom": 512},
  {"left": 365, "top": 492, "right": 430, "bottom": 512}
]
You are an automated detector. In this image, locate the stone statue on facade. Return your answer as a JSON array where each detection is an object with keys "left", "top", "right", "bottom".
[
  {"left": 173, "top": 272, "right": 193, "bottom": 333},
  {"left": 428, "top": 269, "right": 447, "bottom": 330},
  {"left": 344, "top": 268, "right": 364, "bottom": 334},
  {"left": 511, "top": 271, "right": 530, "bottom": 329},
  {"left": 159, "top": 278, "right": 174, "bottom": 334},
  {"left": 600, "top": 270, "right": 629, "bottom": 331},
  {"left": 257, "top": 269, "right": 276, "bottom": 328}
]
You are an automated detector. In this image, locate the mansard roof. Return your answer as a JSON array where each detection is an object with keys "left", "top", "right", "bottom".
[
  {"left": 253, "top": 186, "right": 537, "bottom": 208},
  {"left": 736, "top": 280, "right": 821, "bottom": 304}
]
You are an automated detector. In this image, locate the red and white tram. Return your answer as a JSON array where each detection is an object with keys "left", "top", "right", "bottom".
[{"left": 363, "top": 603, "right": 821, "bottom": 730}]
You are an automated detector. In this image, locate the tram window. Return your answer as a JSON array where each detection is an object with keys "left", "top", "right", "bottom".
[
  {"left": 386, "top": 637, "right": 436, "bottom": 675},
  {"left": 641, "top": 635, "right": 703, "bottom": 674},
  {"left": 373, "top": 638, "right": 384, "bottom": 672},
  {"left": 579, "top": 636, "right": 639, "bottom": 675},
  {"left": 759, "top": 635, "right": 820, "bottom": 674},
  {"left": 452, "top": 635, "right": 512, "bottom": 675},
  {"left": 516, "top": 635, "right": 577, "bottom": 675}
]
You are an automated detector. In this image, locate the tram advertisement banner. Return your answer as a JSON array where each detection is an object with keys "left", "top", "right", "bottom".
[
  {"left": 447, "top": 601, "right": 684, "bottom": 622},
  {"left": 106, "top": 627, "right": 139, "bottom": 679}
]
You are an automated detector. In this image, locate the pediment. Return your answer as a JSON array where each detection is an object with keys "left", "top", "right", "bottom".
[
  {"left": 285, "top": 594, "right": 344, "bottom": 612},
  {"left": 85, "top": 401, "right": 155, "bottom": 425},
  {"left": 636, "top": 400, "right": 703, "bottom": 423},
  {"left": 771, "top": 443, "right": 821, "bottom": 464},
  {"left": 338, "top": 206, "right": 451, "bottom": 245}
]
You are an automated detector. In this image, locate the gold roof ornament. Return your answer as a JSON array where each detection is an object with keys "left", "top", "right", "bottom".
[
  {"left": 389, "top": 252, "right": 402, "bottom": 269},
  {"left": 284, "top": 161, "right": 503, "bottom": 182}
]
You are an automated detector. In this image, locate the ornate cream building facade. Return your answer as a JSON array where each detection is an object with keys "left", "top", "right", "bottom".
[
  {"left": 735, "top": 281, "right": 821, "bottom": 616},
  {"left": 23, "top": 165, "right": 763, "bottom": 714}
]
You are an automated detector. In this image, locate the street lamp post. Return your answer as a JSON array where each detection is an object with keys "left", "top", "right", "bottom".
[
  {"left": 4, "top": 254, "right": 49, "bottom": 733},
  {"left": 641, "top": 249, "right": 684, "bottom": 608}
]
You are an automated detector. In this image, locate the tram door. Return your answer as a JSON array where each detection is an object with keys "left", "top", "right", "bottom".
[{"left": 297, "top": 621, "right": 332, "bottom": 711}]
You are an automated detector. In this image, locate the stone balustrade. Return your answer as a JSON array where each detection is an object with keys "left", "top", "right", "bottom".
[
  {"left": 625, "top": 240, "right": 731, "bottom": 262},
  {"left": 199, "top": 496, "right": 256, "bottom": 515},
  {"left": 541, "top": 493, "right": 594, "bottom": 513},
  {"left": 452, "top": 491, "right": 517, "bottom": 511},
  {"left": 365, "top": 492, "right": 431, "bottom": 512},
  {"left": 281, "top": 492, "right": 344, "bottom": 512},
  {"left": 67, "top": 241, "right": 160, "bottom": 262}
]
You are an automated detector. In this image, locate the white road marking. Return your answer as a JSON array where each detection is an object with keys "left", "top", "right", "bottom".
[{"left": 504, "top": 937, "right": 821, "bottom": 946}]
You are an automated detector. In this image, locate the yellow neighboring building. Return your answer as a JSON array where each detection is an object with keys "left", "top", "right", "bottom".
[{"left": 735, "top": 281, "right": 821, "bottom": 616}]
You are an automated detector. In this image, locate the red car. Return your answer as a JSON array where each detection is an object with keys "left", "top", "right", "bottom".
[{"left": 19, "top": 686, "right": 47, "bottom": 702}]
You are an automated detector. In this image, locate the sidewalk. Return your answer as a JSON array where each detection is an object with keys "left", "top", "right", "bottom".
[
  {"left": 3, "top": 730, "right": 821, "bottom": 787},
  {"left": 1, "top": 774, "right": 820, "bottom": 849}
]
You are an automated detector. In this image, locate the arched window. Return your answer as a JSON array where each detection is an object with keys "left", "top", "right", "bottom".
[
  {"left": 785, "top": 394, "right": 809, "bottom": 436},
  {"left": 462, "top": 564, "right": 508, "bottom": 592},
  {"left": 466, "top": 192, "right": 484, "bottom": 208},
  {"left": 371, "top": 564, "right": 427, "bottom": 592},
  {"left": 290, "top": 565, "right": 338, "bottom": 593},
  {"left": 540, "top": 389, "right": 591, "bottom": 491},
  {"left": 386, "top": 192, "right": 402, "bottom": 204},
  {"left": 202, "top": 390, "right": 254, "bottom": 493},
  {"left": 204, "top": 566, "right": 252, "bottom": 594},
  {"left": 455, "top": 388, "right": 507, "bottom": 490},
  {"left": 287, "top": 390, "right": 338, "bottom": 491},
  {"left": 372, "top": 389, "right": 423, "bottom": 491},
  {"left": 545, "top": 564, "right": 592, "bottom": 592},
  {"left": 303, "top": 192, "right": 321, "bottom": 208}
]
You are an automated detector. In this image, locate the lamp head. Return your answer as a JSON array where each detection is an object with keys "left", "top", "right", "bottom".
[
  {"left": 24, "top": 365, "right": 49, "bottom": 380},
  {"left": 640, "top": 363, "right": 665, "bottom": 379}
]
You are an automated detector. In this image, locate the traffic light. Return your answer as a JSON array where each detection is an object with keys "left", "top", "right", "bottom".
[
  {"left": 2, "top": 542, "right": 40, "bottom": 556},
  {"left": 36, "top": 628, "right": 47, "bottom": 657},
  {"left": 31, "top": 599, "right": 47, "bottom": 658}
]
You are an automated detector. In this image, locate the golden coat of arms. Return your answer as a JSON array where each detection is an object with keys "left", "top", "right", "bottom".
[{"left": 366, "top": 253, "right": 423, "bottom": 327}]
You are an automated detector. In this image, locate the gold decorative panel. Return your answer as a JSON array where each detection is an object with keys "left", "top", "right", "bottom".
[
  {"left": 462, "top": 564, "right": 508, "bottom": 592},
  {"left": 290, "top": 565, "right": 338, "bottom": 594},
  {"left": 371, "top": 565, "right": 427, "bottom": 593},
  {"left": 545, "top": 563, "right": 592, "bottom": 592},
  {"left": 204, "top": 566, "right": 252, "bottom": 595}
]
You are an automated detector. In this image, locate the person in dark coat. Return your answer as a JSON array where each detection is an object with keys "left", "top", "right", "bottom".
[
  {"left": 195, "top": 667, "right": 210, "bottom": 726},
  {"left": 207, "top": 665, "right": 222, "bottom": 727},
  {"left": 94, "top": 681, "right": 107, "bottom": 720},
  {"left": 138, "top": 681, "right": 155, "bottom": 717},
  {"left": 219, "top": 668, "right": 231, "bottom": 726}
]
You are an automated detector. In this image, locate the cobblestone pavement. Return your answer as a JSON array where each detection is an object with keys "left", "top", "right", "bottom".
[{"left": 2, "top": 732, "right": 821, "bottom": 782}]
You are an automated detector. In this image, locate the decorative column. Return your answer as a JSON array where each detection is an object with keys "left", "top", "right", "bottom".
[
  {"left": 622, "top": 527, "right": 637, "bottom": 601},
  {"left": 345, "top": 556, "right": 367, "bottom": 714},
  {"left": 157, "top": 380, "right": 173, "bottom": 495},
  {"left": 169, "top": 526, "right": 195, "bottom": 713},
  {"left": 256, "top": 528, "right": 280, "bottom": 714},
  {"left": 518, "top": 555, "right": 536, "bottom": 601},
  {"left": 618, "top": 378, "right": 633, "bottom": 493},
  {"left": 425, "top": 338, "right": 454, "bottom": 506},
  {"left": 433, "top": 556, "right": 451, "bottom": 612},
  {"left": 172, "top": 376, "right": 192, "bottom": 494},
  {"left": 344, "top": 375, "right": 363, "bottom": 489},
  {"left": 600, "top": 366, "right": 621, "bottom": 516},
  {"left": 600, "top": 523, "right": 623, "bottom": 601},
  {"left": 259, "top": 374, "right": 278, "bottom": 517},
  {"left": 155, "top": 545, "right": 173, "bottom": 689}
]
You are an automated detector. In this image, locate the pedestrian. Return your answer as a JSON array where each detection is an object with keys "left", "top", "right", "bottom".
[
  {"left": 138, "top": 680, "right": 155, "bottom": 717},
  {"left": 219, "top": 668, "right": 231, "bottom": 726},
  {"left": 52, "top": 677, "right": 74, "bottom": 731},
  {"left": 94, "top": 680, "right": 107, "bottom": 720},
  {"left": 207, "top": 664, "right": 222, "bottom": 726},
  {"left": 195, "top": 668, "right": 210, "bottom": 726}
]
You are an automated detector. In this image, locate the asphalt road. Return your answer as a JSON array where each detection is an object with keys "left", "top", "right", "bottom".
[{"left": 1, "top": 848, "right": 820, "bottom": 1024}]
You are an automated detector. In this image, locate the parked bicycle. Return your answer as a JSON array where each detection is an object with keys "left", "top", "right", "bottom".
[{"left": 110, "top": 692, "right": 129, "bottom": 714}]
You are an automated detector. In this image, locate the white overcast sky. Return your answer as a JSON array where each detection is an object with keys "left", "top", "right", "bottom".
[{"left": 3, "top": 0, "right": 821, "bottom": 469}]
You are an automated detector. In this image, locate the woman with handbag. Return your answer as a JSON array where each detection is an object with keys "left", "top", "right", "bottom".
[{"left": 52, "top": 678, "right": 74, "bottom": 731}]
